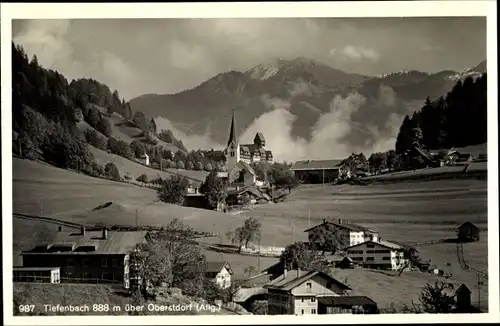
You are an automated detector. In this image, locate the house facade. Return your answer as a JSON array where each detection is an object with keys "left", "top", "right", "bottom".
[
  {"left": 224, "top": 111, "right": 273, "bottom": 174},
  {"left": 21, "top": 227, "right": 150, "bottom": 289},
  {"left": 228, "top": 160, "right": 257, "bottom": 186},
  {"left": 344, "top": 240, "right": 406, "bottom": 270},
  {"left": 13, "top": 266, "right": 61, "bottom": 284},
  {"left": 205, "top": 261, "right": 233, "bottom": 289},
  {"left": 305, "top": 219, "right": 379, "bottom": 248},
  {"left": 264, "top": 269, "right": 351, "bottom": 315}
]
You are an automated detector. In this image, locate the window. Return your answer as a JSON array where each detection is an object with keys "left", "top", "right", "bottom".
[
  {"left": 348, "top": 250, "right": 363, "bottom": 254},
  {"left": 366, "top": 244, "right": 375, "bottom": 248},
  {"left": 112, "top": 259, "right": 118, "bottom": 267},
  {"left": 383, "top": 257, "right": 391, "bottom": 261},
  {"left": 306, "top": 282, "right": 312, "bottom": 289},
  {"left": 352, "top": 257, "right": 363, "bottom": 261},
  {"left": 66, "top": 258, "right": 74, "bottom": 267},
  {"left": 375, "top": 250, "right": 391, "bottom": 254},
  {"left": 65, "top": 273, "right": 73, "bottom": 279},
  {"left": 366, "top": 250, "right": 375, "bottom": 254},
  {"left": 311, "top": 297, "right": 316, "bottom": 303},
  {"left": 367, "top": 257, "right": 375, "bottom": 261},
  {"left": 82, "top": 273, "right": 90, "bottom": 279},
  {"left": 301, "top": 309, "right": 304, "bottom": 315},
  {"left": 102, "top": 258, "right": 108, "bottom": 267},
  {"left": 311, "top": 308, "right": 317, "bottom": 314},
  {"left": 301, "top": 298, "right": 304, "bottom": 303},
  {"left": 101, "top": 273, "right": 113, "bottom": 281},
  {"left": 231, "top": 151, "right": 235, "bottom": 157},
  {"left": 124, "top": 272, "right": 129, "bottom": 279},
  {"left": 82, "top": 259, "right": 89, "bottom": 267}
]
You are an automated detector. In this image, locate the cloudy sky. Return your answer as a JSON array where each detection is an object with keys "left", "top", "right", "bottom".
[{"left": 12, "top": 17, "right": 486, "bottom": 100}]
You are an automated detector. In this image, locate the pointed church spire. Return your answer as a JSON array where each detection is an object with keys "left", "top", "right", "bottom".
[{"left": 227, "top": 109, "right": 237, "bottom": 147}]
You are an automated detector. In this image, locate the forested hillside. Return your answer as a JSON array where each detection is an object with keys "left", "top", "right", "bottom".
[
  {"left": 11, "top": 43, "right": 210, "bottom": 180},
  {"left": 395, "top": 74, "right": 487, "bottom": 154}
]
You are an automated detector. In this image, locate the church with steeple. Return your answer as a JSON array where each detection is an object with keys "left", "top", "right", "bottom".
[{"left": 224, "top": 110, "right": 273, "bottom": 173}]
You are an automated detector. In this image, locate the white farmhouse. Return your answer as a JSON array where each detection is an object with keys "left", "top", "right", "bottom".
[
  {"left": 305, "top": 219, "right": 379, "bottom": 248},
  {"left": 264, "top": 269, "right": 351, "bottom": 315},
  {"left": 344, "top": 239, "right": 407, "bottom": 271},
  {"left": 205, "top": 261, "right": 233, "bottom": 289}
]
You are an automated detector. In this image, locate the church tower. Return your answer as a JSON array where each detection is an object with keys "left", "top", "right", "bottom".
[{"left": 225, "top": 110, "right": 240, "bottom": 172}]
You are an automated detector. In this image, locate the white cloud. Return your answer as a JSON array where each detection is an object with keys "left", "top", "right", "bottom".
[{"left": 330, "top": 45, "right": 380, "bottom": 62}]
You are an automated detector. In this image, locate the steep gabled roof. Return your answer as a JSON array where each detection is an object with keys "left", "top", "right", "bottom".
[
  {"left": 205, "top": 261, "right": 233, "bottom": 275},
  {"left": 23, "top": 230, "right": 149, "bottom": 255},
  {"left": 237, "top": 160, "right": 256, "bottom": 175},
  {"left": 263, "top": 269, "right": 351, "bottom": 292},
  {"left": 457, "top": 221, "right": 480, "bottom": 231},
  {"left": 344, "top": 239, "right": 403, "bottom": 251},
  {"left": 227, "top": 110, "right": 237, "bottom": 147},
  {"left": 254, "top": 132, "right": 266, "bottom": 143},
  {"left": 304, "top": 220, "right": 374, "bottom": 233}
]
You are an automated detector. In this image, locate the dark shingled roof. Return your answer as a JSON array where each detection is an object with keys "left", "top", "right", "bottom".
[
  {"left": 22, "top": 230, "right": 149, "bottom": 255},
  {"left": 291, "top": 159, "right": 343, "bottom": 171},
  {"left": 205, "top": 261, "right": 233, "bottom": 275},
  {"left": 304, "top": 220, "right": 374, "bottom": 233},
  {"left": 263, "top": 270, "right": 351, "bottom": 292},
  {"left": 318, "top": 296, "right": 377, "bottom": 306},
  {"left": 254, "top": 132, "right": 266, "bottom": 143}
]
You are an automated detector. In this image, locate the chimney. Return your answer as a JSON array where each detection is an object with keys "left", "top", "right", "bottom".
[
  {"left": 323, "top": 218, "right": 326, "bottom": 224},
  {"left": 80, "top": 226, "right": 86, "bottom": 236},
  {"left": 283, "top": 268, "right": 288, "bottom": 278},
  {"left": 297, "top": 267, "right": 301, "bottom": 278},
  {"left": 58, "top": 226, "right": 63, "bottom": 232},
  {"left": 102, "top": 228, "right": 108, "bottom": 240}
]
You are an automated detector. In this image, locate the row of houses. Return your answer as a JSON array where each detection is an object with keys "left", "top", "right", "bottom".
[
  {"left": 13, "top": 226, "right": 233, "bottom": 290},
  {"left": 229, "top": 218, "right": 479, "bottom": 315}
]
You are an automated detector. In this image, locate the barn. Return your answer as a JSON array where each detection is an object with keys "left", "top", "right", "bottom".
[
  {"left": 457, "top": 222, "right": 480, "bottom": 242},
  {"left": 290, "top": 159, "right": 343, "bottom": 184}
]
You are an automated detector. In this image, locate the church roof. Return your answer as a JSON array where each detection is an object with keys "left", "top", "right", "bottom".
[
  {"left": 227, "top": 110, "right": 237, "bottom": 147},
  {"left": 254, "top": 132, "right": 266, "bottom": 142}
]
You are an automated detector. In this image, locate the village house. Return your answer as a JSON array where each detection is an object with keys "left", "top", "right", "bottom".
[
  {"left": 228, "top": 160, "right": 257, "bottom": 187},
  {"left": 304, "top": 219, "right": 379, "bottom": 248},
  {"left": 13, "top": 266, "right": 61, "bottom": 284},
  {"left": 457, "top": 222, "right": 480, "bottom": 242},
  {"left": 205, "top": 261, "right": 233, "bottom": 289},
  {"left": 224, "top": 111, "right": 273, "bottom": 175},
  {"left": 226, "top": 186, "right": 265, "bottom": 206},
  {"left": 20, "top": 227, "right": 150, "bottom": 289},
  {"left": 140, "top": 153, "right": 150, "bottom": 166},
  {"left": 344, "top": 239, "right": 407, "bottom": 271},
  {"left": 442, "top": 283, "right": 476, "bottom": 313},
  {"left": 263, "top": 268, "right": 352, "bottom": 315},
  {"left": 290, "top": 159, "right": 343, "bottom": 184}
]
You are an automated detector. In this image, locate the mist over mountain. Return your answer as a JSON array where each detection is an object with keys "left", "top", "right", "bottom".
[{"left": 130, "top": 58, "right": 486, "bottom": 161}]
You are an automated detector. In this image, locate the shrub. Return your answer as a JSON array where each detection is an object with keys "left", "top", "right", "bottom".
[{"left": 104, "top": 162, "right": 121, "bottom": 181}]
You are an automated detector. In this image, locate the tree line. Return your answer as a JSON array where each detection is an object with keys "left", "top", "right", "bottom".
[
  {"left": 11, "top": 43, "right": 216, "bottom": 179},
  {"left": 395, "top": 74, "right": 486, "bottom": 155},
  {"left": 340, "top": 74, "right": 487, "bottom": 175}
]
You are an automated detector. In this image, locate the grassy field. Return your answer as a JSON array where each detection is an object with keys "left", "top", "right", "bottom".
[{"left": 12, "top": 158, "right": 489, "bottom": 310}]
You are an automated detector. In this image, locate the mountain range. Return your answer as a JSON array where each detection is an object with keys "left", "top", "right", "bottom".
[{"left": 129, "top": 57, "right": 486, "bottom": 154}]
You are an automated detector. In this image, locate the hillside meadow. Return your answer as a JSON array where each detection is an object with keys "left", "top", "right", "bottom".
[
  {"left": 88, "top": 146, "right": 209, "bottom": 183},
  {"left": 12, "top": 158, "right": 489, "bottom": 309}
]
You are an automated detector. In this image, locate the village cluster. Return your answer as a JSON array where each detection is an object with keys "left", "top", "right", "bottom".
[{"left": 12, "top": 112, "right": 483, "bottom": 315}]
